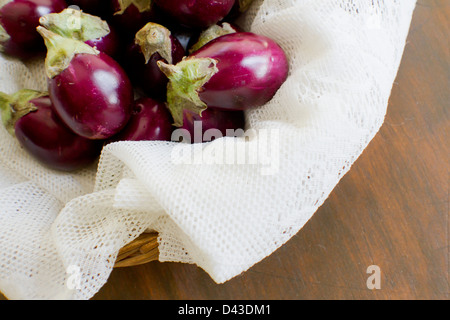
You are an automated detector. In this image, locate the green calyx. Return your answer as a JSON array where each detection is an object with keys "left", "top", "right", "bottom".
[
  {"left": 158, "top": 57, "right": 219, "bottom": 127},
  {"left": 0, "top": 1, "right": 12, "bottom": 51},
  {"left": 39, "top": 8, "right": 111, "bottom": 43},
  {"left": 0, "top": 23, "right": 10, "bottom": 52},
  {"left": 36, "top": 26, "right": 99, "bottom": 79},
  {"left": 114, "top": 0, "right": 153, "bottom": 15},
  {"left": 0, "top": 0, "right": 12, "bottom": 51},
  {"left": 0, "top": 89, "right": 46, "bottom": 136},
  {"left": 135, "top": 22, "right": 173, "bottom": 64},
  {"left": 189, "top": 22, "right": 237, "bottom": 54}
]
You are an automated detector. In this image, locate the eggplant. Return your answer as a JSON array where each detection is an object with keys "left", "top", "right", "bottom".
[
  {"left": 147, "top": 6, "right": 199, "bottom": 52},
  {"left": 123, "top": 22, "right": 185, "bottom": 101},
  {"left": 109, "top": 97, "right": 174, "bottom": 142},
  {"left": 0, "top": 89, "right": 103, "bottom": 171},
  {"left": 158, "top": 32, "right": 289, "bottom": 127},
  {"left": 188, "top": 22, "right": 239, "bottom": 54},
  {"left": 178, "top": 107, "right": 245, "bottom": 143},
  {"left": 0, "top": 0, "right": 67, "bottom": 60},
  {"left": 37, "top": 26, "right": 134, "bottom": 140},
  {"left": 39, "top": 8, "right": 121, "bottom": 58},
  {"left": 84, "top": 25, "right": 120, "bottom": 59},
  {"left": 110, "top": 0, "right": 159, "bottom": 40},
  {"left": 154, "top": 0, "right": 236, "bottom": 29}
]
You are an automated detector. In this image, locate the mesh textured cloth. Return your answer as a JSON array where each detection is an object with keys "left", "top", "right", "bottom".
[{"left": 0, "top": 0, "right": 416, "bottom": 300}]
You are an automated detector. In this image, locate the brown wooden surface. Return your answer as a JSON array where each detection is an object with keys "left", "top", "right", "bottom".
[{"left": 1, "top": 0, "right": 448, "bottom": 300}]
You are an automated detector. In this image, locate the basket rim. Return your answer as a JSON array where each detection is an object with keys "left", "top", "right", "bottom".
[{"left": 114, "top": 232, "right": 159, "bottom": 268}]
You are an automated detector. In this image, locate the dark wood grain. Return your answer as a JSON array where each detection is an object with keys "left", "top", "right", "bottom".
[{"left": 1, "top": 0, "right": 448, "bottom": 301}]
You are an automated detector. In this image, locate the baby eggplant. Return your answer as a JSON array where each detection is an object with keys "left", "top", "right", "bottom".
[
  {"left": 124, "top": 22, "right": 185, "bottom": 101},
  {"left": 158, "top": 32, "right": 289, "bottom": 127},
  {"left": 109, "top": 97, "right": 174, "bottom": 142},
  {"left": 37, "top": 27, "right": 134, "bottom": 140},
  {"left": 0, "top": 89, "right": 103, "bottom": 171},
  {"left": 110, "top": 0, "right": 158, "bottom": 40},
  {"left": 154, "top": 0, "right": 235, "bottom": 29},
  {"left": 179, "top": 107, "right": 245, "bottom": 143},
  {"left": 188, "top": 22, "right": 239, "bottom": 54},
  {"left": 0, "top": 0, "right": 67, "bottom": 59},
  {"left": 39, "top": 8, "right": 121, "bottom": 58}
]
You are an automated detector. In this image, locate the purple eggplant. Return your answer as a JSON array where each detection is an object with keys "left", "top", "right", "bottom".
[
  {"left": 158, "top": 32, "right": 289, "bottom": 127},
  {"left": 37, "top": 26, "right": 134, "bottom": 140},
  {"left": 188, "top": 22, "right": 239, "bottom": 54},
  {"left": 149, "top": 7, "right": 199, "bottom": 52},
  {"left": 0, "top": 0, "right": 67, "bottom": 60},
  {"left": 84, "top": 25, "right": 120, "bottom": 58},
  {"left": 154, "top": 0, "right": 236, "bottom": 29},
  {"left": 177, "top": 107, "right": 245, "bottom": 143},
  {"left": 110, "top": 0, "right": 160, "bottom": 40},
  {"left": 124, "top": 22, "right": 185, "bottom": 101},
  {"left": 109, "top": 97, "right": 174, "bottom": 142},
  {"left": 39, "top": 8, "right": 121, "bottom": 58},
  {"left": 0, "top": 89, "right": 103, "bottom": 171}
]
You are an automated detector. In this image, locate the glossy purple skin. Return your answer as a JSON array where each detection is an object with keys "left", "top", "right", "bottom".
[
  {"left": 48, "top": 52, "right": 134, "bottom": 140},
  {"left": 180, "top": 108, "right": 245, "bottom": 143},
  {"left": 85, "top": 24, "right": 120, "bottom": 58},
  {"left": 154, "top": 0, "right": 235, "bottom": 29},
  {"left": 110, "top": 0, "right": 159, "bottom": 40},
  {"left": 124, "top": 36, "right": 185, "bottom": 101},
  {"left": 110, "top": 97, "right": 174, "bottom": 142},
  {"left": 187, "top": 22, "right": 241, "bottom": 53},
  {"left": 14, "top": 96, "right": 103, "bottom": 171},
  {"left": 0, "top": 0, "right": 67, "bottom": 59},
  {"left": 195, "top": 32, "right": 289, "bottom": 111}
]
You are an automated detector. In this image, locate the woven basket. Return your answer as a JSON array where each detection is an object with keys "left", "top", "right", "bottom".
[{"left": 114, "top": 232, "right": 159, "bottom": 268}]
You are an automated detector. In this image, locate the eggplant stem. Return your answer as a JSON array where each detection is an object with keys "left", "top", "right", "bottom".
[
  {"left": 189, "top": 23, "right": 237, "bottom": 54},
  {"left": 158, "top": 57, "right": 219, "bottom": 127},
  {"left": 0, "top": 23, "right": 10, "bottom": 51},
  {"left": 0, "top": 90, "right": 45, "bottom": 136},
  {"left": 135, "top": 22, "right": 173, "bottom": 64},
  {"left": 114, "top": 0, "right": 153, "bottom": 15},
  {"left": 39, "top": 8, "right": 111, "bottom": 43},
  {"left": 37, "top": 26, "right": 99, "bottom": 79}
]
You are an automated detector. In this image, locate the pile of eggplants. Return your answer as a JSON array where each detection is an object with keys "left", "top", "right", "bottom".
[{"left": 0, "top": 0, "right": 289, "bottom": 172}]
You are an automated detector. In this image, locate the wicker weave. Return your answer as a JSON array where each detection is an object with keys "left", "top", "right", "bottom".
[{"left": 114, "top": 233, "right": 159, "bottom": 268}]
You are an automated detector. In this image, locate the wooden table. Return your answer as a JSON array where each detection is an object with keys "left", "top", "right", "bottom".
[{"left": 1, "top": 0, "right": 448, "bottom": 300}]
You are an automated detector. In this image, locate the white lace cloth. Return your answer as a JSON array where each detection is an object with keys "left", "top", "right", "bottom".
[{"left": 0, "top": 0, "right": 416, "bottom": 300}]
